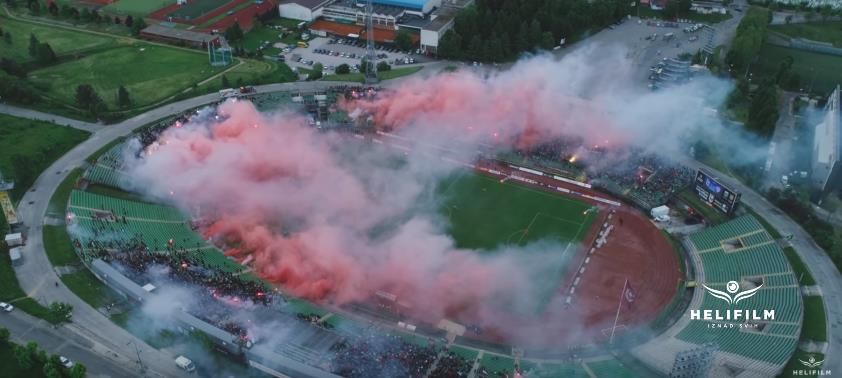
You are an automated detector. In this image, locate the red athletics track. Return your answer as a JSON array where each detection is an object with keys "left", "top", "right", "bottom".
[
  {"left": 343, "top": 133, "right": 682, "bottom": 347},
  {"left": 471, "top": 160, "right": 682, "bottom": 342}
]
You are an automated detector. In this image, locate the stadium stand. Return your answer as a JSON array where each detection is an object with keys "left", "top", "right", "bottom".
[{"left": 632, "top": 215, "right": 802, "bottom": 377}]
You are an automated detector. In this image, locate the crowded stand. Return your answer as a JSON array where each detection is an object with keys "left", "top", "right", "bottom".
[{"left": 329, "top": 333, "right": 440, "bottom": 378}]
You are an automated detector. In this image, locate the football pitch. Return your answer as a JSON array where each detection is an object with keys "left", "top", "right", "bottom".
[
  {"left": 440, "top": 172, "right": 597, "bottom": 251},
  {"left": 439, "top": 171, "right": 597, "bottom": 314}
]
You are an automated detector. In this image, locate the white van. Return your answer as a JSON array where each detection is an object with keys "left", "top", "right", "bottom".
[{"left": 175, "top": 356, "right": 196, "bottom": 372}]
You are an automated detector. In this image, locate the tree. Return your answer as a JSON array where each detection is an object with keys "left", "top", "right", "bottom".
[
  {"left": 14, "top": 344, "right": 33, "bottom": 369},
  {"left": 221, "top": 74, "right": 231, "bottom": 88},
  {"left": 69, "top": 363, "right": 87, "bottom": 378},
  {"left": 376, "top": 61, "right": 391, "bottom": 72},
  {"left": 47, "top": 1, "right": 58, "bottom": 16},
  {"left": 28, "top": 33, "right": 39, "bottom": 57},
  {"left": 335, "top": 63, "right": 350, "bottom": 74},
  {"left": 36, "top": 43, "right": 56, "bottom": 63},
  {"left": 124, "top": 15, "right": 133, "bottom": 27},
  {"left": 114, "top": 15, "right": 121, "bottom": 25},
  {"left": 394, "top": 29, "right": 413, "bottom": 51},
  {"left": 0, "top": 327, "right": 9, "bottom": 346},
  {"left": 309, "top": 63, "right": 323, "bottom": 80},
  {"left": 130, "top": 17, "right": 147, "bottom": 36},
  {"left": 746, "top": 79, "right": 779, "bottom": 137},
  {"left": 437, "top": 30, "right": 462, "bottom": 59},
  {"left": 3, "top": 32, "right": 11, "bottom": 45},
  {"left": 80, "top": 7, "right": 91, "bottom": 22},
  {"left": 116, "top": 85, "right": 130, "bottom": 108},
  {"left": 225, "top": 22, "right": 244, "bottom": 43},
  {"left": 49, "top": 302, "right": 73, "bottom": 321}
]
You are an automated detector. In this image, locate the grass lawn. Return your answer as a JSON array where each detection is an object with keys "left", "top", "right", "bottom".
[
  {"left": 753, "top": 44, "right": 842, "bottom": 94},
  {"left": 379, "top": 66, "right": 423, "bottom": 80},
  {"left": 480, "top": 354, "right": 514, "bottom": 377},
  {"left": 0, "top": 249, "right": 63, "bottom": 324},
  {"left": 802, "top": 296, "right": 827, "bottom": 341},
  {"left": 241, "top": 23, "right": 285, "bottom": 51},
  {"left": 0, "top": 344, "right": 47, "bottom": 378},
  {"left": 323, "top": 66, "right": 423, "bottom": 83},
  {"left": 439, "top": 172, "right": 596, "bottom": 314},
  {"left": 103, "top": 0, "right": 176, "bottom": 17},
  {"left": 783, "top": 246, "right": 816, "bottom": 286},
  {"left": 47, "top": 168, "right": 83, "bottom": 215},
  {"left": 209, "top": 59, "right": 296, "bottom": 90},
  {"left": 60, "top": 270, "right": 122, "bottom": 309},
  {"left": 29, "top": 44, "right": 223, "bottom": 109},
  {"left": 42, "top": 225, "right": 81, "bottom": 267},
  {"left": 770, "top": 21, "right": 842, "bottom": 48},
  {"left": 0, "top": 114, "right": 89, "bottom": 202},
  {"left": 0, "top": 16, "right": 119, "bottom": 62}
]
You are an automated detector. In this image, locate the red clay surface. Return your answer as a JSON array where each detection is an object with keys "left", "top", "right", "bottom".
[
  {"left": 467, "top": 160, "right": 683, "bottom": 346},
  {"left": 281, "top": 133, "right": 683, "bottom": 349}
]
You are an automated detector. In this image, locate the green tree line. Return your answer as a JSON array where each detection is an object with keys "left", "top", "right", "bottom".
[{"left": 437, "top": 0, "right": 631, "bottom": 62}]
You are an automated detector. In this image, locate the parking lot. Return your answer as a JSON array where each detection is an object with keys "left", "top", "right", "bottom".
[{"left": 282, "top": 36, "right": 433, "bottom": 74}]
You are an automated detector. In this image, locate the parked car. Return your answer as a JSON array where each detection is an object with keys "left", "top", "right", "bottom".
[
  {"left": 0, "top": 302, "right": 13, "bottom": 312},
  {"left": 59, "top": 356, "right": 73, "bottom": 368}
]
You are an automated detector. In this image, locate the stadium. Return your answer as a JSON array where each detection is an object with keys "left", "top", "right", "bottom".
[{"left": 43, "top": 68, "right": 814, "bottom": 378}]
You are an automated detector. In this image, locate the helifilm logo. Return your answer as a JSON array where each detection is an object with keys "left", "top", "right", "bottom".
[
  {"left": 792, "top": 354, "right": 831, "bottom": 376},
  {"left": 690, "top": 280, "right": 775, "bottom": 328}
]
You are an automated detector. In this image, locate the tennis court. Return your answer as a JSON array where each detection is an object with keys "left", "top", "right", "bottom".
[{"left": 168, "top": 0, "right": 231, "bottom": 19}]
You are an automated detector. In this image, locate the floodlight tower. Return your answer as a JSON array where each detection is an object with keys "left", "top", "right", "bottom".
[{"left": 364, "top": 0, "right": 379, "bottom": 84}]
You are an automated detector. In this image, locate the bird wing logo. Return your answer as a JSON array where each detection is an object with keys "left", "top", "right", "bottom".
[
  {"left": 799, "top": 355, "right": 824, "bottom": 368},
  {"left": 702, "top": 284, "right": 734, "bottom": 305},
  {"left": 733, "top": 284, "right": 764, "bottom": 304},
  {"left": 702, "top": 281, "right": 763, "bottom": 305}
]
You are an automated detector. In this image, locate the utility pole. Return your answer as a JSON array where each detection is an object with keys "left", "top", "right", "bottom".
[{"left": 364, "top": 0, "right": 379, "bottom": 84}]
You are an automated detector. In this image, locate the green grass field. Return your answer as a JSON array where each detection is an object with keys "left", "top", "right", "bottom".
[
  {"left": 323, "top": 66, "right": 424, "bottom": 83},
  {"left": 103, "top": 0, "right": 176, "bottom": 17},
  {"left": 29, "top": 44, "right": 223, "bottom": 108},
  {"left": 802, "top": 296, "right": 827, "bottom": 341},
  {"left": 169, "top": 0, "right": 230, "bottom": 19},
  {"left": 441, "top": 173, "right": 595, "bottom": 250},
  {"left": 43, "top": 225, "right": 81, "bottom": 267},
  {"left": 753, "top": 44, "right": 842, "bottom": 94},
  {"left": 439, "top": 172, "right": 596, "bottom": 314},
  {"left": 0, "top": 16, "right": 119, "bottom": 62},
  {"left": 770, "top": 21, "right": 842, "bottom": 48},
  {"left": 0, "top": 114, "right": 89, "bottom": 202}
]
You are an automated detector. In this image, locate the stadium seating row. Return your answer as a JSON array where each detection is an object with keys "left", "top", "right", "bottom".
[{"left": 677, "top": 215, "right": 802, "bottom": 365}]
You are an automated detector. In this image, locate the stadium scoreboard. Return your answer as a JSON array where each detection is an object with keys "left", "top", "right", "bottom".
[{"left": 693, "top": 170, "right": 741, "bottom": 214}]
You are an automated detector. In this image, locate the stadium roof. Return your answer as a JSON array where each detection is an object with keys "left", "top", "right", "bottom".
[
  {"left": 373, "top": 0, "right": 431, "bottom": 10},
  {"left": 280, "top": 0, "right": 333, "bottom": 10},
  {"left": 140, "top": 24, "right": 218, "bottom": 44}
]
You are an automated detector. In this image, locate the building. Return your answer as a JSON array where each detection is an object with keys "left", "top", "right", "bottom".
[
  {"left": 813, "top": 85, "right": 842, "bottom": 193},
  {"left": 279, "top": 0, "right": 333, "bottom": 21},
  {"left": 420, "top": 8, "right": 455, "bottom": 54},
  {"left": 690, "top": 1, "right": 728, "bottom": 14},
  {"left": 139, "top": 24, "right": 219, "bottom": 48},
  {"left": 373, "top": 0, "right": 440, "bottom": 13}
]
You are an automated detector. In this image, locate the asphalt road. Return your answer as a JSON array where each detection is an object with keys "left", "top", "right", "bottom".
[
  {"left": 0, "top": 309, "right": 140, "bottom": 377},
  {"left": 684, "top": 158, "right": 842, "bottom": 374},
  {"left": 4, "top": 31, "right": 842, "bottom": 375},
  {"left": 7, "top": 80, "right": 358, "bottom": 378}
]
